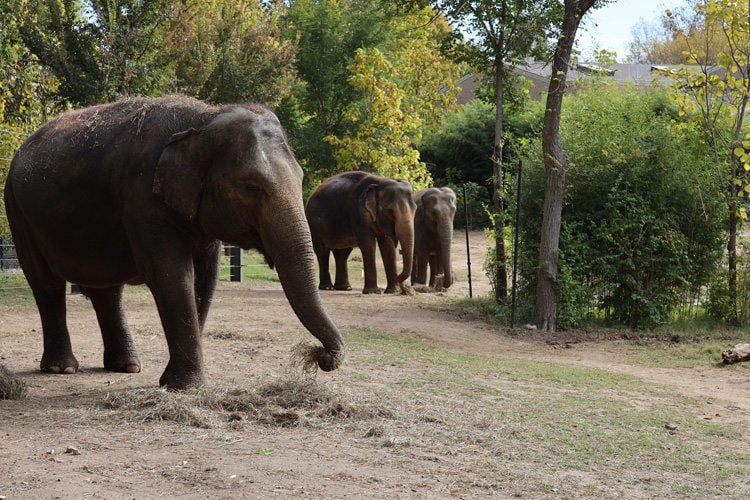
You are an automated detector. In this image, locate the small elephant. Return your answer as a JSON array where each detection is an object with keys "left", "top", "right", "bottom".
[
  {"left": 4, "top": 96, "right": 344, "bottom": 389},
  {"left": 412, "top": 187, "right": 457, "bottom": 289},
  {"left": 306, "top": 171, "right": 416, "bottom": 294}
]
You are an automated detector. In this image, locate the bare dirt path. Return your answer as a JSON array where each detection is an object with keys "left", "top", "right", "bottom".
[{"left": 1, "top": 231, "right": 748, "bottom": 498}]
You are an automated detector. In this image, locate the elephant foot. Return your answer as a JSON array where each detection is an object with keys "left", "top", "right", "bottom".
[
  {"left": 318, "top": 283, "right": 334, "bottom": 291},
  {"left": 333, "top": 283, "right": 352, "bottom": 291},
  {"left": 159, "top": 365, "right": 205, "bottom": 390},
  {"left": 104, "top": 351, "right": 142, "bottom": 374},
  {"left": 41, "top": 351, "right": 79, "bottom": 375},
  {"left": 362, "top": 286, "right": 383, "bottom": 295},
  {"left": 384, "top": 285, "right": 399, "bottom": 294}
]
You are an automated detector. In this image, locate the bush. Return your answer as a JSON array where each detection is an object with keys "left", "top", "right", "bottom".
[{"left": 514, "top": 82, "right": 725, "bottom": 329}]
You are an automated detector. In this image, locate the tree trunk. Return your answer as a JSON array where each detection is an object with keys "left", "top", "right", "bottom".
[
  {"left": 493, "top": 54, "right": 508, "bottom": 300},
  {"left": 534, "top": 0, "right": 598, "bottom": 332},
  {"left": 722, "top": 343, "right": 750, "bottom": 364}
]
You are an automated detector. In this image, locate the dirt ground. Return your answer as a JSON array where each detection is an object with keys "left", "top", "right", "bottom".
[{"left": 1, "top": 232, "right": 749, "bottom": 498}]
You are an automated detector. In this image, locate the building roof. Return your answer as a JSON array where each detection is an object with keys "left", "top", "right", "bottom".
[{"left": 456, "top": 61, "right": 723, "bottom": 103}]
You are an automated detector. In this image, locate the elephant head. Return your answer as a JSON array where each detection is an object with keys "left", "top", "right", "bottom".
[
  {"left": 361, "top": 179, "right": 416, "bottom": 284},
  {"left": 416, "top": 187, "right": 456, "bottom": 287},
  {"left": 153, "top": 105, "right": 344, "bottom": 370}
]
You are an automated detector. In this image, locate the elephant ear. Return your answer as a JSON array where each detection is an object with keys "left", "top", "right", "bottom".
[
  {"left": 153, "top": 128, "right": 205, "bottom": 221},
  {"left": 362, "top": 184, "right": 379, "bottom": 223}
]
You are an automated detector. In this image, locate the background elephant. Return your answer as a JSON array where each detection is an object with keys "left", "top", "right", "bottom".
[
  {"left": 4, "top": 96, "right": 344, "bottom": 389},
  {"left": 412, "top": 187, "right": 457, "bottom": 289},
  {"left": 306, "top": 171, "right": 416, "bottom": 294}
]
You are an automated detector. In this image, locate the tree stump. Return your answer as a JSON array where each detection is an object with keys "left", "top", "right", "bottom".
[{"left": 722, "top": 343, "right": 750, "bottom": 364}]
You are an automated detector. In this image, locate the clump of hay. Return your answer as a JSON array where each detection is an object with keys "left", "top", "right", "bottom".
[
  {"left": 433, "top": 275, "right": 446, "bottom": 291},
  {"left": 100, "top": 377, "right": 387, "bottom": 429},
  {"left": 399, "top": 282, "right": 415, "bottom": 296},
  {"left": 290, "top": 342, "right": 345, "bottom": 373},
  {"left": 0, "top": 364, "right": 28, "bottom": 400}
]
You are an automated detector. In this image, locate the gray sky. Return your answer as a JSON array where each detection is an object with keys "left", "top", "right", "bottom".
[{"left": 576, "top": 0, "right": 691, "bottom": 61}]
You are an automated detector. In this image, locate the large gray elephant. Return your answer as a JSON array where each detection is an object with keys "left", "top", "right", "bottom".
[
  {"left": 4, "top": 96, "right": 344, "bottom": 389},
  {"left": 412, "top": 187, "right": 457, "bottom": 288},
  {"left": 306, "top": 171, "right": 416, "bottom": 294}
]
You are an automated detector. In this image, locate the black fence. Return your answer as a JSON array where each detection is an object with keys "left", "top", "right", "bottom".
[
  {"left": 0, "top": 237, "right": 269, "bottom": 293},
  {"left": 0, "top": 235, "right": 19, "bottom": 271}
]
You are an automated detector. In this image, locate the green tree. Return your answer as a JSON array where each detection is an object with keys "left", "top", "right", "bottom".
[
  {"left": 163, "top": 0, "right": 298, "bottom": 106},
  {"left": 520, "top": 83, "right": 724, "bottom": 329},
  {"left": 325, "top": 48, "right": 431, "bottom": 188},
  {"left": 658, "top": 0, "right": 750, "bottom": 324},
  {"left": 535, "top": 0, "right": 606, "bottom": 332},
  {"left": 432, "top": 0, "right": 563, "bottom": 301},
  {"left": 1, "top": 0, "right": 66, "bottom": 235},
  {"left": 282, "top": 0, "right": 396, "bottom": 180},
  {"left": 16, "top": 0, "right": 171, "bottom": 105}
]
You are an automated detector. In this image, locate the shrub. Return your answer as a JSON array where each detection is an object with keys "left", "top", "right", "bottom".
[{"left": 514, "top": 82, "right": 724, "bottom": 329}]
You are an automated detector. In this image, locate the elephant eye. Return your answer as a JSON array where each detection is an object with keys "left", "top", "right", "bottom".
[{"left": 244, "top": 181, "right": 260, "bottom": 191}]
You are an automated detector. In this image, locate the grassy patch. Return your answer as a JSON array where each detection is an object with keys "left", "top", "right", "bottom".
[
  {"left": 345, "top": 327, "right": 646, "bottom": 391},
  {"left": 219, "top": 249, "right": 279, "bottom": 283},
  {"left": 610, "top": 340, "right": 750, "bottom": 369},
  {"left": 342, "top": 327, "right": 750, "bottom": 496},
  {"left": 0, "top": 271, "right": 33, "bottom": 305}
]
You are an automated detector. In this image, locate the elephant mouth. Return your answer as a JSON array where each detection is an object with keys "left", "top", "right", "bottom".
[{"left": 231, "top": 227, "right": 274, "bottom": 268}]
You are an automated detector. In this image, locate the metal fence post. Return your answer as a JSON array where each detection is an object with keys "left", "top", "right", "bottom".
[
  {"left": 229, "top": 246, "right": 243, "bottom": 282},
  {"left": 510, "top": 160, "right": 522, "bottom": 329},
  {"left": 463, "top": 184, "right": 473, "bottom": 299}
]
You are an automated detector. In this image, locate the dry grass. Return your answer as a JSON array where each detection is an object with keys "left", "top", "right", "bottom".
[
  {"left": 0, "top": 364, "right": 27, "bottom": 400},
  {"left": 100, "top": 376, "right": 388, "bottom": 429},
  {"left": 290, "top": 341, "right": 345, "bottom": 373}
]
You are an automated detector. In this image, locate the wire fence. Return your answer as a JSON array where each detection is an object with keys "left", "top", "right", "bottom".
[{"left": 0, "top": 237, "right": 276, "bottom": 294}]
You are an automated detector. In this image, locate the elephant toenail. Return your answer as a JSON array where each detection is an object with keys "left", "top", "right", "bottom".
[
  {"left": 63, "top": 366, "right": 76, "bottom": 374},
  {"left": 49, "top": 366, "right": 61, "bottom": 374},
  {"left": 126, "top": 364, "right": 141, "bottom": 373}
]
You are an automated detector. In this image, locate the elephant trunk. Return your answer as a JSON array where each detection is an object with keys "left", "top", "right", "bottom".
[
  {"left": 396, "top": 216, "right": 414, "bottom": 284},
  {"left": 261, "top": 202, "right": 344, "bottom": 371},
  {"left": 438, "top": 219, "right": 453, "bottom": 288}
]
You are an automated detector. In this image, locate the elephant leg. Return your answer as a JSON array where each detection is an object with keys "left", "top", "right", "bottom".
[
  {"left": 378, "top": 236, "right": 399, "bottom": 294},
  {"left": 6, "top": 195, "right": 78, "bottom": 374},
  {"left": 359, "top": 234, "right": 381, "bottom": 294},
  {"left": 414, "top": 247, "right": 429, "bottom": 286},
  {"left": 428, "top": 252, "right": 439, "bottom": 288},
  {"left": 85, "top": 285, "right": 141, "bottom": 373},
  {"left": 313, "top": 236, "right": 334, "bottom": 290},
  {"left": 149, "top": 274, "right": 204, "bottom": 389},
  {"left": 194, "top": 242, "right": 221, "bottom": 332},
  {"left": 411, "top": 253, "right": 418, "bottom": 284},
  {"left": 333, "top": 248, "right": 353, "bottom": 291},
  {"left": 12, "top": 229, "right": 78, "bottom": 374},
  {"left": 130, "top": 231, "right": 205, "bottom": 389},
  {"left": 32, "top": 282, "right": 79, "bottom": 374}
]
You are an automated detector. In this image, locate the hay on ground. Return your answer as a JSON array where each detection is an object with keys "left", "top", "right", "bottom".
[
  {"left": 100, "top": 376, "right": 388, "bottom": 429},
  {"left": 0, "top": 364, "right": 28, "bottom": 400}
]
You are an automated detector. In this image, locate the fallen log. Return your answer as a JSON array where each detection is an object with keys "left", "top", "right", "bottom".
[{"left": 722, "top": 343, "right": 750, "bottom": 364}]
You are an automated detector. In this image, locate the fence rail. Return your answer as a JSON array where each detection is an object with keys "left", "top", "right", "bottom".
[{"left": 0, "top": 238, "right": 273, "bottom": 293}]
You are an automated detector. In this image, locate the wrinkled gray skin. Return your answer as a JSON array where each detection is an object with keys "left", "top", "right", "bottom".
[
  {"left": 4, "top": 96, "right": 344, "bottom": 389},
  {"left": 306, "top": 172, "right": 416, "bottom": 294},
  {"left": 411, "top": 187, "right": 457, "bottom": 288}
]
